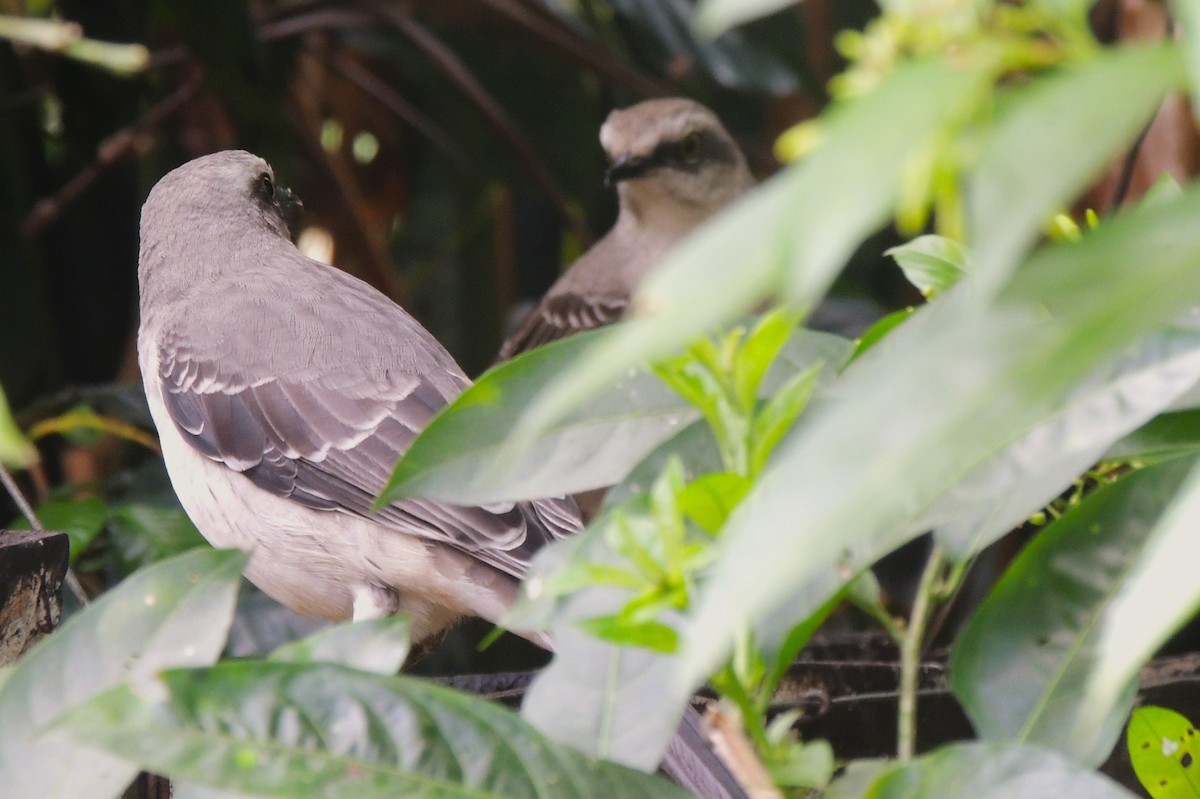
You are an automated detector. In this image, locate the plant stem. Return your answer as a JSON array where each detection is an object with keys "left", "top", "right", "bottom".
[{"left": 897, "top": 543, "right": 944, "bottom": 763}]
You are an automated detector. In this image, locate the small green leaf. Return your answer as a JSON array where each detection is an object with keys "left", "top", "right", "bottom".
[
  {"left": 576, "top": 615, "right": 679, "bottom": 653},
  {"left": 1127, "top": 706, "right": 1200, "bottom": 799},
  {"left": 0, "top": 383, "right": 36, "bottom": 469},
  {"left": 769, "top": 738, "right": 834, "bottom": 789},
  {"left": 10, "top": 497, "right": 107, "bottom": 563},
  {"left": 678, "top": 473, "right": 751, "bottom": 533},
  {"left": 733, "top": 309, "right": 803, "bottom": 413},
  {"left": 849, "top": 307, "right": 917, "bottom": 362},
  {"left": 749, "top": 362, "right": 822, "bottom": 475},
  {"left": 887, "top": 234, "right": 968, "bottom": 298}
]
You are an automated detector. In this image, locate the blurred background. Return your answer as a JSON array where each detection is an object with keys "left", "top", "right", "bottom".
[{"left": 0, "top": 0, "right": 1189, "bottom": 664}]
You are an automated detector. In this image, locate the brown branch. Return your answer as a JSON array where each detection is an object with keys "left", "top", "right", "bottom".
[
  {"left": 322, "top": 48, "right": 470, "bottom": 172},
  {"left": 20, "top": 75, "right": 202, "bottom": 238},
  {"left": 466, "top": 0, "right": 667, "bottom": 99},
  {"left": 365, "top": 0, "right": 595, "bottom": 248}
]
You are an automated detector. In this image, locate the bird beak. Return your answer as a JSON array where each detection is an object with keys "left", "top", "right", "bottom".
[
  {"left": 278, "top": 186, "right": 304, "bottom": 243},
  {"left": 604, "top": 155, "right": 650, "bottom": 187}
]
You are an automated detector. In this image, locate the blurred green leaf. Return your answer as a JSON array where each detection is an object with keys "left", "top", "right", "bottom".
[
  {"left": 968, "top": 43, "right": 1183, "bottom": 294},
  {"left": 0, "top": 548, "right": 245, "bottom": 799},
  {"left": 1126, "top": 706, "right": 1200, "bottom": 799},
  {"left": 682, "top": 181, "right": 1200, "bottom": 692},
  {"left": 0, "top": 383, "right": 37, "bottom": 469},
  {"left": 678, "top": 472, "right": 750, "bottom": 533},
  {"left": 1106, "top": 409, "right": 1200, "bottom": 465},
  {"left": 379, "top": 329, "right": 695, "bottom": 506},
  {"left": 887, "top": 235, "right": 967, "bottom": 298},
  {"left": 10, "top": 497, "right": 106, "bottom": 563},
  {"left": 848, "top": 307, "right": 917, "bottom": 362},
  {"left": 107, "top": 501, "right": 207, "bottom": 571},
  {"left": 748, "top": 361, "right": 821, "bottom": 475},
  {"left": 56, "top": 661, "right": 690, "bottom": 799},
  {"left": 508, "top": 60, "right": 990, "bottom": 456},
  {"left": 269, "top": 617, "right": 410, "bottom": 675},
  {"left": 924, "top": 324, "right": 1200, "bottom": 560},
  {"left": 862, "top": 742, "right": 1138, "bottom": 798},
  {"left": 950, "top": 458, "right": 1195, "bottom": 765},
  {"left": 1076, "top": 460, "right": 1200, "bottom": 744}
]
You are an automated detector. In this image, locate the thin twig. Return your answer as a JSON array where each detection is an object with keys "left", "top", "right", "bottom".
[
  {"left": 20, "top": 74, "right": 203, "bottom": 238},
  {"left": 0, "top": 462, "right": 89, "bottom": 606},
  {"left": 897, "top": 543, "right": 944, "bottom": 763},
  {"left": 367, "top": 0, "right": 595, "bottom": 248},
  {"left": 323, "top": 48, "right": 470, "bottom": 172}
]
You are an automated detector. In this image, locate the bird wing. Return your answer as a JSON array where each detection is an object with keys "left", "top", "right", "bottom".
[
  {"left": 155, "top": 313, "right": 577, "bottom": 580},
  {"left": 498, "top": 292, "right": 628, "bottom": 360}
]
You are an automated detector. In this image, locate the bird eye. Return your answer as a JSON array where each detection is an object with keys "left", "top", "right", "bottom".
[
  {"left": 678, "top": 132, "right": 702, "bottom": 163},
  {"left": 255, "top": 172, "right": 275, "bottom": 200}
]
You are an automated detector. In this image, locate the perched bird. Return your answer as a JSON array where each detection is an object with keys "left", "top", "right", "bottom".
[
  {"left": 499, "top": 97, "right": 754, "bottom": 359},
  {"left": 137, "top": 151, "right": 745, "bottom": 799},
  {"left": 137, "top": 150, "right": 576, "bottom": 643}
]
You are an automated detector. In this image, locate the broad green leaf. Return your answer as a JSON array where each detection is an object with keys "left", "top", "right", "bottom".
[
  {"left": 748, "top": 362, "right": 821, "bottom": 475},
  {"left": 861, "top": 742, "right": 1138, "bottom": 799},
  {"left": 682, "top": 182, "right": 1200, "bottom": 692},
  {"left": 0, "top": 548, "right": 245, "bottom": 799},
  {"left": 9, "top": 497, "right": 107, "bottom": 563},
  {"left": 384, "top": 326, "right": 847, "bottom": 506},
  {"left": 269, "top": 617, "right": 410, "bottom": 675},
  {"left": 0, "top": 383, "right": 36, "bottom": 469},
  {"left": 1127, "top": 706, "right": 1200, "bottom": 799},
  {"left": 1170, "top": 0, "right": 1200, "bottom": 125},
  {"left": 1077, "top": 459, "right": 1200, "bottom": 744},
  {"left": 1106, "top": 410, "right": 1200, "bottom": 465},
  {"left": 887, "top": 235, "right": 967, "bottom": 298},
  {"left": 107, "top": 501, "right": 207, "bottom": 570},
  {"left": 55, "top": 661, "right": 690, "bottom": 799},
  {"left": 925, "top": 325, "right": 1200, "bottom": 559},
  {"left": 379, "top": 329, "right": 695, "bottom": 506},
  {"left": 507, "top": 60, "right": 990, "bottom": 458},
  {"left": 949, "top": 459, "right": 1196, "bottom": 765},
  {"left": 968, "top": 42, "right": 1184, "bottom": 295},
  {"left": 678, "top": 473, "right": 751, "bottom": 533}
]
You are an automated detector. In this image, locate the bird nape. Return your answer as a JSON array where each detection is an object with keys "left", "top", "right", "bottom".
[{"left": 136, "top": 149, "right": 748, "bottom": 799}]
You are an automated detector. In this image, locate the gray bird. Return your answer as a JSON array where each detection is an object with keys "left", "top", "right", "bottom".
[
  {"left": 137, "top": 150, "right": 746, "bottom": 799},
  {"left": 137, "top": 150, "right": 576, "bottom": 643},
  {"left": 499, "top": 97, "right": 753, "bottom": 359}
]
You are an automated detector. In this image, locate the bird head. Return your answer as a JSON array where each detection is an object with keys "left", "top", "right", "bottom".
[
  {"left": 141, "top": 150, "right": 302, "bottom": 245},
  {"left": 599, "top": 98, "right": 752, "bottom": 226}
]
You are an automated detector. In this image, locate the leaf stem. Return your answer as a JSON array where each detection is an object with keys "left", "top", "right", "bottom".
[{"left": 898, "top": 543, "right": 945, "bottom": 762}]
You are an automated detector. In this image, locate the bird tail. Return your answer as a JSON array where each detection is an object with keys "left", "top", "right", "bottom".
[{"left": 661, "top": 706, "right": 750, "bottom": 799}]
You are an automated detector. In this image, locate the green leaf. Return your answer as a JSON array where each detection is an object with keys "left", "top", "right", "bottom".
[
  {"left": 1106, "top": 410, "right": 1200, "bottom": 465},
  {"left": 507, "top": 59, "right": 990, "bottom": 457},
  {"left": 10, "top": 497, "right": 107, "bottom": 563},
  {"left": 269, "top": 617, "right": 410, "bottom": 675},
  {"left": 862, "top": 742, "right": 1139, "bottom": 799},
  {"left": 1127, "top": 706, "right": 1200, "bottom": 799},
  {"left": 681, "top": 181, "right": 1200, "bottom": 693},
  {"left": 733, "top": 309, "right": 803, "bottom": 413},
  {"left": 769, "top": 738, "right": 834, "bottom": 788},
  {"left": 925, "top": 324, "right": 1200, "bottom": 560},
  {"left": 949, "top": 458, "right": 1196, "bottom": 765},
  {"left": 378, "top": 329, "right": 696, "bottom": 505},
  {"left": 576, "top": 615, "right": 678, "bottom": 653},
  {"left": 849, "top": 307, "right": 917, "bottom": 363},
  {"left": 1077, "top": 459, "right": 1200, "bottom": 742},
  {"left": 0, "top": 383, "right": 36, "bottom": 469},
  {"left": 107, "top": 501, "right": 207, "bottom": 570},
  {"left": 54, "top": 661, "right": 690, "bottom": 799},
  {"left": 968, "top": 42, "right": 1184, "bottom": 294},
  {"left": 678, "top": 473, "right": 751, "bottom": 533},
  {"left": 749, "top": 362, "right": 821, "bottom": 475},
  {"left": 0, "top": 548, "right": 245, "bottom": 799},
  {"left": 887, "top": 235, "right": 968, "bottom": 298}
]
